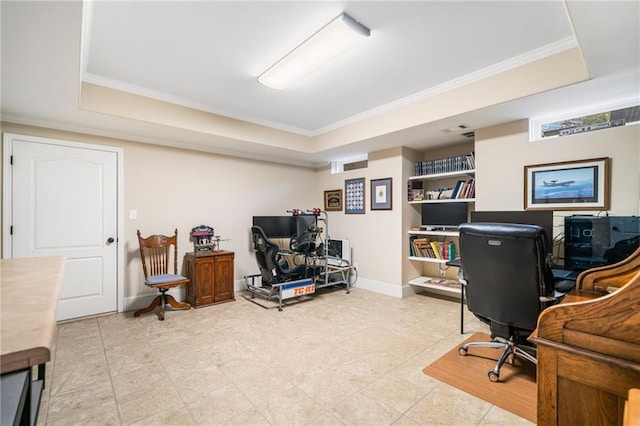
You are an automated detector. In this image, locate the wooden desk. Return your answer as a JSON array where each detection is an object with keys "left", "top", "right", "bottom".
[
  {"left": 1, "top": 256, "right": 64, "bottom": 424},
  {"left": 530, "top": 271, "right": 640, "bottom": 426}
]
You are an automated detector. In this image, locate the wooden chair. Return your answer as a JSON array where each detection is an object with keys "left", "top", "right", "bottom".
[
  {"left": 576, "top": 245, "right": 640, "bottom": 293},
  {"left": 133, "top": 229, "right": 191, "bottom": 320}
]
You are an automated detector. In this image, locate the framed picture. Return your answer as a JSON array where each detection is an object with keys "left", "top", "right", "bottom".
[
  {"left": 324, "top": 189, "right": 343, "bottom": 211},
  {"left": 371, "top": 178, "right": 392, "bottom": 210},
  {"left": 345, "top": 177, "right": 365, "bottom": 214},
  {"left": 524, "top": 157, "right": 610, "bottom": 210}
]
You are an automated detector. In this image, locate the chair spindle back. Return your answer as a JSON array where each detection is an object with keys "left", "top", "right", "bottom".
[{"left": 137, "top": 229, "right": 180, "bottom": 278}]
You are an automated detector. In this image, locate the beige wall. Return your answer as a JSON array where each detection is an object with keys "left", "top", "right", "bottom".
[
  {"left": 475, "top": 120, "right": 640, "bottom": 240},
  {"left": 0, "top": 122, "right": 318, "bottom": 308},
  {"left": 315, "top": 148, "right": 406, "bottom": 296}
]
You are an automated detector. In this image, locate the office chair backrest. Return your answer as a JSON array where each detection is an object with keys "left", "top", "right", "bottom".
[
  {"left": 458, "top": 222, "right": 555, "bottom": 332},
  {"left": 137, "top": 229, "right": 180, "bottom": 278}
]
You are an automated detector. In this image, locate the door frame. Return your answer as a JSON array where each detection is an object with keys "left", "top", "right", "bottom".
[{"left": 2, "top": 132, "right": 125, "bottom": 314}]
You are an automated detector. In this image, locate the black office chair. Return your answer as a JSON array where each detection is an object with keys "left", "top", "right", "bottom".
[{"left": 457, "top": 222, "right": 560, "bottom": 382}]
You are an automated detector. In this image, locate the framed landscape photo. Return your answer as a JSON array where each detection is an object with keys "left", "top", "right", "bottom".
[
  {"left": 524, "top": 157, "right": 610, "bottom": 210},
  {"left": 345, "top": 177, "right": 365, "bottom": 214},
  {"left": 371, "top": 178, "right": 392, "bottom": 210},
  {"left": 324, "top": 189, "right": 343, "bottom": 211}
]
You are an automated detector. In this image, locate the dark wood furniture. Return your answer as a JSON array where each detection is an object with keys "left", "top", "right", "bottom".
[
  {"left": 133, "top": 229, "right": 191, "bottom": 321},
  {"left": 575, "top": 246, "right": 640, "bottom": 293},
  {"left": 531, "top": 267, "right": 640, "bottom": 426},
  {"left": 185, "top": 251, "right": 235, "bottom": 308},
  {"left": 1, "top": 256, "right": 64, "bottom": 425}
]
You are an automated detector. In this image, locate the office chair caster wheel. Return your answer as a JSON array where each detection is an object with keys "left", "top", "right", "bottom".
[
  {"left": 488, "top": 371, "right": 499, "bottom": 382},
  {"left": 458, "top": 347, "right": 468, "bottom": 356}
]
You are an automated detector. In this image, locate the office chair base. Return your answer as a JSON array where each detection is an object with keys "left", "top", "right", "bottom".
[
  {"left": 133, "top": 292, "right": 191, "bottom": 321},
  {"left": 459, "top": 336, "right": 537, "bottom": 382}
]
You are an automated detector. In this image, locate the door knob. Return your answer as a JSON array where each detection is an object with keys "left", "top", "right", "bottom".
[{"left": 106, "top": 237, "right": 115, "bottom": 244}]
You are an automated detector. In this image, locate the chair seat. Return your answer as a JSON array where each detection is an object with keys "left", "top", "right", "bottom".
[{"left": 145, "top": 273, "right": 188, "bottom": 286}]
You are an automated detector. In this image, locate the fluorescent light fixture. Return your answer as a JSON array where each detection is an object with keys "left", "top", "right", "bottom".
[{"left": 258, "top": 13, "right": 370, "bottom": 89}]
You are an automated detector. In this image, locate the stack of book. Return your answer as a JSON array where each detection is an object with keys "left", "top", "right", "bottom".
[
  {"left": 409, "top": 237, "right": 457, "bottom": 260},
  {"left": 413, "top": 152, "right": 475, "bottom": 176}
]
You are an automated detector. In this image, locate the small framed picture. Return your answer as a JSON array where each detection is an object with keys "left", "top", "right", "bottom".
[
  {"left": 371, "top": 178, "right": 392, "bottom": 210},
  {"left": 345, "top": 177, "right": 365, "bottom": 214},
  {"left": 524, "top": 157, "right": 610, "bottom": 210},
  {"left": 324, "top": 189, "right": 343, "bottom": 211}
]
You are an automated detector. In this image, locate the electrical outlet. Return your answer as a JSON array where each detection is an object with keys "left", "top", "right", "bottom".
[
  {"left": 353, "top": 263, "right": 358, "bottom": 270},
  {"left": 438, "top": 267, "right": 446, "bottom": 277}
]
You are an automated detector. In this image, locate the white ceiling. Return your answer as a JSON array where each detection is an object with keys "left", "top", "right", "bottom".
[{"left": 2, "top": 1, "right": 639, "bottom": 168}]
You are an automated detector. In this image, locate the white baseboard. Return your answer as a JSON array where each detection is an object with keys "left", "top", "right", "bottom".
[{"left": 353, "top": 277, "right": 404, "bottom": 298}]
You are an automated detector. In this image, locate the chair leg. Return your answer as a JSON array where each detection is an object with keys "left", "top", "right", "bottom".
[
  {"left": 133, "top": 295, "right": 161, "bottom": 317},
  {"left": 159, "top": 291, "right": 166, "bottom": 321},
  {"left": 459, "top": 337, "right": 537, "bottom": 382},
  {"left": 165, "top": 294, "right": 191, "bottom": 310}
]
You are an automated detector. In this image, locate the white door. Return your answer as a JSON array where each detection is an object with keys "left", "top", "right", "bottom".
[{"left": 4, "top": 134, "right": 119, "bottom": 321}]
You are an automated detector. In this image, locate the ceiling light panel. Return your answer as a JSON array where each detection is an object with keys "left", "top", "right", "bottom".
[{"left": 258, "top": 13, "right": 370, "bottom": 90}]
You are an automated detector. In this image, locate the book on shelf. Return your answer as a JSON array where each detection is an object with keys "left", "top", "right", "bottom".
[
  {"left": 413, "top": 151, "right": 475, "bottom": 177},
  {"left": 450, "top": 179, "right": 475, "bottom": 199},
  {"left": 410, "top": 236, "right": 457, "bottom": 261},
  {"left": 430, "top": 241, "right": 443, "bottom": 259}
]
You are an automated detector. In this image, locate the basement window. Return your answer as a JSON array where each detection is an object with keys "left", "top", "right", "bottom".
[
  {"left": 529, "top": 100, "right": 639, "bottom": 141},
  {"left": 330, "top": 155, "right": 368, "bottom": 174}
]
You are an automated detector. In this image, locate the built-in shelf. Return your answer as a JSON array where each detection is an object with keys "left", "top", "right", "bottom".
[
  {"left": 408, "top": 230, "right": 459, "bottom": 237},
  {"left": 409, "top": 169, "right": 475, "bottom": 181},
  {"left": 409, "top": 198, "right": 475, "bottom": 205},
  {"left": 408, "top": 256, "right": 453, "bottom": 264},
  {"left": 408, "top": 276, "right": 462, "bottom": 295}
]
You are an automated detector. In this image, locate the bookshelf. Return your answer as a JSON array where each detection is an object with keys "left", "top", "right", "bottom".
[
  {"left": 407, "top": 152, "right": 475, "bottom": 297},
  {"left": 407, "top": 229, "right": 461, "bottom": 296}
]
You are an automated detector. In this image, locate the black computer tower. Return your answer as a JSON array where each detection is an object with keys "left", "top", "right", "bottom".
[{"left": 564, "top": 215, "right": 640, "bottom": 271}]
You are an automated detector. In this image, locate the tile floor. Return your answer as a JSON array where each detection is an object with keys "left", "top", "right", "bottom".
[{"left": 37, "top": 287, "right": 534, "bottom": 425}]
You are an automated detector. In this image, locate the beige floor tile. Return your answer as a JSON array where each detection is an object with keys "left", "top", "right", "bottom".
[
  {"left": 46, "top": 381, "right": 119, "bottom": 425},
  {"left": 362, "top": 372, "right": 433, "bottom": 413},
  {"left": 116, "top": 379, "right": 183, "bottom": 425},
  {"left": 129, "top": 404, "right": 196, "bottom": 426},
  {"left": 186, "top": 383, "right": 254, "bottom": 424},
  {"left": 331, "top": 391, "right": 402, "bottom": 425},
  {"left": 404, "top": 383, "right": 492, "bottom": 425},
  {"left": 50, "top": 359, "right": 111, "bottom": 397},
  {"left": 216, "top": 407, "right": 271, "bottom": 426},
  {"left": 254, "top": 386, "right": 327, "bottom": 425}
]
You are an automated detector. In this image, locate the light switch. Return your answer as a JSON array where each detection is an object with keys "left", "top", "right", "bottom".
[{"left": 129, "top": 209, "right": 137, "bottom": 220}]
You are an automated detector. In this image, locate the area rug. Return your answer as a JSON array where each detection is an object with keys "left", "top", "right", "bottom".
[{"left": 423, "top": 332, "right": 537, "bottom": 423}]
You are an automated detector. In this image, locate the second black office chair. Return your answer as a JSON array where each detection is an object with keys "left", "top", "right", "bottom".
[{"left": 457, "top": 222, "right": 560, "bottom": 382}]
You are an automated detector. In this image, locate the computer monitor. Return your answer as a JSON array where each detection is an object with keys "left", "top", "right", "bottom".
[
  {"left": 252, "top": 216, "right": 295, "bottom": 238},
  {"left": 421, "top": 203, "right": 469, "bottom": 228},
  {"left": 470, "top": 210, "right": 554, "bottom": 250},
  {"left": 327, "top": 238, "right": 351, "bottom": 266}
]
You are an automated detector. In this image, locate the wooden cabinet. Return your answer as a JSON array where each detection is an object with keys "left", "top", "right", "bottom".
[{"left": 185, "top": 251, "right": 235, "bottom": 308}]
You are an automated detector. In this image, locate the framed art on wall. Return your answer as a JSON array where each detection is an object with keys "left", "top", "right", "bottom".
[
  {"left": 371, "top": 178, "right": 392, "bottom": 210},
  {"left": 345, "top": 177, "right": 365, "bottom": 214},
  {"left": 324, "top": 189, "right": 343, "bottom": 211},
  {"left": 524, "top": 157, "right": 610, "bottom": 210}
]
